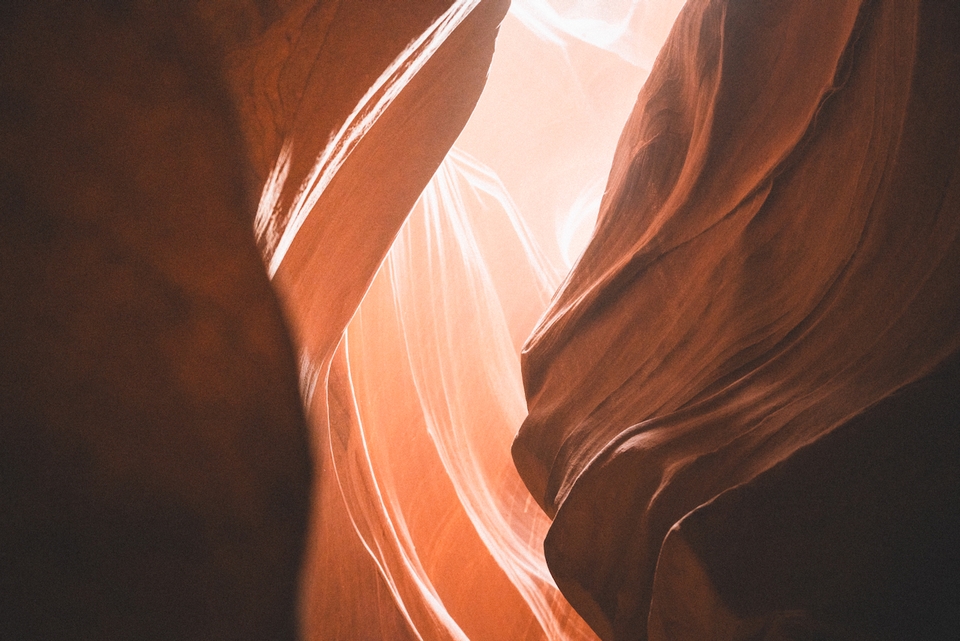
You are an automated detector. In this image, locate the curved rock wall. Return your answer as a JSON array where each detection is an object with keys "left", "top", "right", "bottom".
[
  {"left": 7, "top": 0, "right": 957, "bottom": 639},
  {"left": 514, "top": 0, "right": 960, "bottom": 638},
  {"left": 1, "top": 1, "right": 508, "bottom": 638},
  {"left": 0, "top": 2, "right": 312, "bottom": 639}
]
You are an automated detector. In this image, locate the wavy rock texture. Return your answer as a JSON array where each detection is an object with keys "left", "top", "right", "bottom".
[
  {"left": 232, "top": 2, "right": 516, "bottom": 639},
  {"left": 514, "top": 0, "right": 960, "bottom": 639},
  {"left": 7, "top": 0, "right": 957, "bottom": 639},
  {"left": 1, "top": 0, "right": 508, "bottom": 639}
]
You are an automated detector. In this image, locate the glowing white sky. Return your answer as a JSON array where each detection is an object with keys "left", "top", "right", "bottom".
[{"left": 455, "top": 1, "right": 685, "bottom": 272}]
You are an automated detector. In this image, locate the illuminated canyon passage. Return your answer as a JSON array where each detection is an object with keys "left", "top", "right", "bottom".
[{"left": 2, "top": 1, "right": 960, "bottom": 640}]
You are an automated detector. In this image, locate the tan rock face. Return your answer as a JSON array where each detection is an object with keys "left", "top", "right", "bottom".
[{"left": 515, "top": 0, "right": 960, "bottom": 638}]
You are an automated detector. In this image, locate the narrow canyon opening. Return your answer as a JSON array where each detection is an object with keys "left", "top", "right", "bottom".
[{"left": 3, "top": 2, "right": 959, "bottom": 640}]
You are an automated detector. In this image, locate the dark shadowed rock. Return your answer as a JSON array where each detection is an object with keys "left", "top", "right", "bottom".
[
  {"left": 0, "top": 2, "right": 312, "bottom": 639},
  {"left": 1, "top": 0, "right": 509, "bottom": 639}
]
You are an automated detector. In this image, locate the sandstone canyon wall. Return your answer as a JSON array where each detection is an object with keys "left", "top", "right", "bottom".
[
  {"left": 1, "top": 0, "right": 510, "bottom": 638},
  {"left": 0, "top": 3, "right": 313, "bottom": 638},
  {"left": 514, "top": 0, "right": 960, "bottom": 638},
  {"left": 3, "top": 1, "right": 959, "bottom": 640}
]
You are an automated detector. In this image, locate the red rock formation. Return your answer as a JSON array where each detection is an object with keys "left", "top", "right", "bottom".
[
  {"left": 514, "top": 0, "right": 960, "bottom": 639},
  {"left": 0, "top": 3, "right": 312, "bottom": 638},
  {"left": 9, "top": 0, "right": 956, "bottom": 638},
  {"left": 315, "top": 147, "right": 602, "bottom": 641},
  {"left": 240, "top": 2, "right": 514, "bottom": 638},
  {"left": 0, "top": 1, "right": 508, "bottom": 638}
]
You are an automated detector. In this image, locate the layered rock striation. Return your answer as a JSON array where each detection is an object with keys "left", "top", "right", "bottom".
[
  {"left": 1, "top": 1, "right": 508, "bottom": 638},
  {"left": 514, "top": 0, "right": 960, "bottom": 638}
]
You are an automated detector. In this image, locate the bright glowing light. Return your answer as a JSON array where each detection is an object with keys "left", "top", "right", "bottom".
[
  {"left": 511, "top": 0, "right": 685, "bottom": 68},
  {"left": 321, "top": 147, "right": 595, "bottom": 639},
  {"left": 258, "top": 0, "right": 482, "bottom": 276},
  {"left": 257, "top": 1, "right": 686, "bottom": 638},
  {"left": 558, "top": 175, "right": 605, "bottom": 269}
]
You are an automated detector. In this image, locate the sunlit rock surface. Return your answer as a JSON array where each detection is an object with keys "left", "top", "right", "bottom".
[
  {"left": 1, "top": 0, "right": 508, "bottom": 638},
  {"left": 239, "top": 2, "right": 529, "bottom": 639},
  {"left": 286, "top": 3, "right": 684, "bottom": 639},
  {"left": 243, "top": 0, "right": 510, "bottom": 365},
  {"left": 7, "top": 0, "right": 957, "bottom": 639},
  {"left": 514, "top": 0, "right": 960, "bottom": 638}
]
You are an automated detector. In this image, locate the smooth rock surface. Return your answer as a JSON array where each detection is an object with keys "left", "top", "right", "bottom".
[
  {"left": 514, "top": 0, "right": 960, "bottom": 638},
  {"left": 0, "top": 2, "right": 312, "bottom": 639},
  {"left": 0, "top": 1, "right": 508, "bottom": 639}
]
